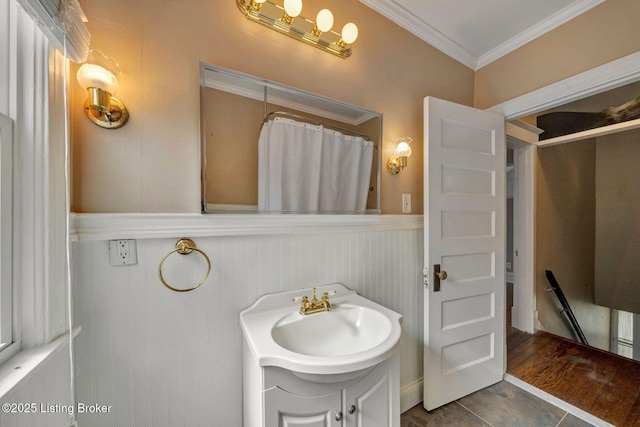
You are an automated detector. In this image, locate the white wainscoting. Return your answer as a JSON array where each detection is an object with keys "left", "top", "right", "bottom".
[
  {"left": 0, "top": 344, "right": 71, "bottom": 427},
  {"left": 72, "top": 215, "right": 424, "bottom": 426}
]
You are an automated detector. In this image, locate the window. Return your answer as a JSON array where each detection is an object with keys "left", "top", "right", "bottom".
[
  {"left": 0, "top": 112, "right": 13, "bottom": 351},
  {"left": 612, "top": 309, "right": 639, "bottom": 361}
]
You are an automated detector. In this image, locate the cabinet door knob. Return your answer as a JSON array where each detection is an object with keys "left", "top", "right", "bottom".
[
  {"left": 335, "top": 411, "right": 343, "bottom": 421},
  {"left": 348, "top": 404, "right": 357, "bottom": 414}
]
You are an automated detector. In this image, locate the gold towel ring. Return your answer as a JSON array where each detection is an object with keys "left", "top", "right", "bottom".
[{"left": 158, "top": 238, "right": 211, "bottom": 292}]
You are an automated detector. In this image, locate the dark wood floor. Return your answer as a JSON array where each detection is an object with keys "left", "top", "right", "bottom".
[{"left": 507, "top": 326, "right": 640, "bottom": 426}]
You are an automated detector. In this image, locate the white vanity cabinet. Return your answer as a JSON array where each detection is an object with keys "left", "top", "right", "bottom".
[
  {"left": 240, "top": 284, "right": 403, "bottom": 427},
  {"left": 264, "top": 386, "right": 342, "bottom": 426},
  {"left": 244, "top": 342, "right": 400, "bottom": 427},
  {"left": 340, "top": 353, "right": 399, "bottom": 427}
]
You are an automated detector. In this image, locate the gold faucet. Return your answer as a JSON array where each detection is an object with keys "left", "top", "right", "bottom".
[{"left": 299, "top": 288, "right": 332, "bottom": 315}]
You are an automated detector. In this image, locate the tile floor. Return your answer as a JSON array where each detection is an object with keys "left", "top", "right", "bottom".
[{"left": 401, "top": 381, "right": 595, "bottom": 427}]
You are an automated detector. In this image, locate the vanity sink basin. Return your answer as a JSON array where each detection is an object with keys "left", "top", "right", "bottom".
[
  {"left": 240, "top": 283, "right": 402, "bottom": 375},
  {"left": 271, "top": 304, "right": 392, "bottom": 357}
]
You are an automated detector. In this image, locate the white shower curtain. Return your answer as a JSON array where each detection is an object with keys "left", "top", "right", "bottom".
[{"left": 258, "top": 117, "right": 374, "bottom": 213}]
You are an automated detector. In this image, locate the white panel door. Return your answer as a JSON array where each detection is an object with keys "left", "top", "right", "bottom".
[{"left": 423, "top": 97, "right": 505, "bottom": 411}]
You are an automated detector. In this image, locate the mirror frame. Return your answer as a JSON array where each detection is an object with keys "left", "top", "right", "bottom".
[{"left": 199, "top": 62, "right": 382, "bottom": 214}]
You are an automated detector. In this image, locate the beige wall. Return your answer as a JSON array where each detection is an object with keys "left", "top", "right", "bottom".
[
  {"left": 71, "top": 0, "right": 474, "bottom": 213},
  {"left": 536, "top": 139, "right": 610, "bottom": 350},
  {"left": 595, "top": 128, "right": 640, "bottom": 314},
  {"left": 474, "top": 0, "right": 640, "bottom": 109},
  {"left": 204, "top": 89, "right": 262, "bottom": 207}
]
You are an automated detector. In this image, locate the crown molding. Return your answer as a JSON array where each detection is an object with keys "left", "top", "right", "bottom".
[
  {"left": 476, "top": 0, "right": 605, "bottom": 69},
  {"left": 360, "top": 0, "right": 605, "bottom": 71},
  {"left": 359, "top": 0, "right": 478, "bottom": 70}
]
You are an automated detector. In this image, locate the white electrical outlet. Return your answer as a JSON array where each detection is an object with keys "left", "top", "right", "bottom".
[
  {"left": 109, "top": 239, "right": 138, "bottom": 266},
  {"left": 402, "top": 193, "right": 412, "bottom": 213}
]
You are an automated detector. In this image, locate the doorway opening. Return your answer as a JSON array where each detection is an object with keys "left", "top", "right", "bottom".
[
  {"left": 493, "top": 51, "right": 640, "bottom": 337},
  {"left": 506, "top": 149, "right": 515, "bottom": 328},
  {"left": 495, "top": 51, "right": 640, "bottom": 426}
]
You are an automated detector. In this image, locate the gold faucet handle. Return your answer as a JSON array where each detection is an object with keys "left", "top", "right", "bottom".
[
  {"left": 300, "top": 295, "right": 310, "bottom": 309},
  {"left": 322, "top": 292, "right": 331, "bottom": 309}
]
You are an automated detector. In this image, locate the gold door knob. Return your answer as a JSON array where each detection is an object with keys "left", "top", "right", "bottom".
[{"left": 436, "top": 271, "right": 448, "bottom": 281}]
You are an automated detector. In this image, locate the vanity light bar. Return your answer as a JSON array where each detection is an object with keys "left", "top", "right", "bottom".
[{"left": 236, "top": 0, "right": 353, "bottom": 59}]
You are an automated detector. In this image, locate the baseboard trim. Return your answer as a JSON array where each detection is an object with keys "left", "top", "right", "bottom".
[
  {"left": 400, "top": 377, "right": 423, "bottom": 414},
  {"left": 504, "top": 374, "right": 614, "bottom": 427}
]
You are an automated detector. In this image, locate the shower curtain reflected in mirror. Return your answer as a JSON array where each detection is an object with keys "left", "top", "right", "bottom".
[{"left": 258, "top": 117, "right": 374, "bottom": 213}]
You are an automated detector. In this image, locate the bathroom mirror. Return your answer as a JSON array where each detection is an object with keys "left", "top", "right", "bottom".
[{"left": 200, "top": 63, "right": 382, "bottom": 214}]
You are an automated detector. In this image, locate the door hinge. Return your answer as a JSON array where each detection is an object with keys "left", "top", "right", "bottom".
[{"left": 423, "top": 267, "right": 429, "bottom": 288}]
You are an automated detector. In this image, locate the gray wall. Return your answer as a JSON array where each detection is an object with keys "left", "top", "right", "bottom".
[
  {"left": 536, "top": 139, "right": 610, "bottom": 350},
  {"left": 595, "top": 128, "right": 640, "bottom": 314}
]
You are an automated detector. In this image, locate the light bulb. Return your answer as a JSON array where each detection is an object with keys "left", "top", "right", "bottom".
[
  {"left": 315, "top": 9, "right": 334, "bottom": 33},
  {"left": 341, "top": 22, "right": 358, "bottom": 44},
  {"left": 251, "top": 0, "right": 266, "bottom": 10},
  {"left": 394, "top": 137, "right": 413, "bottom": 157},
  {"left": 76, "top": 63, "right": 119, "bottom": 95},
  {"left": 284, "top": 0, "right": 302, "bottom": 18}
]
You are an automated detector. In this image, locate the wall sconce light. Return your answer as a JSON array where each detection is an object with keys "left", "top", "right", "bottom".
[
  {"left": 76, "top": 50, "right": 129, "bottom": 129},
  {"left": 237, "top": 0, "right": 359, "bottom": 58},
  {"left": 387, "top": 137, "right": 413, "bottom": 175}
]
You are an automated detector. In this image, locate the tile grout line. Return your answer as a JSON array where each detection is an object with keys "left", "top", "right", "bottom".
[
  {"left": 556, "top": 412, "right": 569, "bottom": 427},
  {"left": 455, "top": 400, "right": 495, "bottom": 427}
]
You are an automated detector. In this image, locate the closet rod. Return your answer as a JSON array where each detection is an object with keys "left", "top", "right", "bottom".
[{"left": 263, "top": 111, "right": 373, "bottom": 142}]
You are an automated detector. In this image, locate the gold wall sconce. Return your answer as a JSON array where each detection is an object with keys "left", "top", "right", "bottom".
[
  {"left": 387, "top": 137, "right": 413, "bottom": 175},
  {"left": 236, "top": 0, "right": 359, "bottom": 58},
  {"left": 76, "top": 50, "right": 129, "bottom": 129}
]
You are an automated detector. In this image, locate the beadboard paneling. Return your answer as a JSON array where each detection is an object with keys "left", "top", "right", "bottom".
[
  {"left": 0, "top": 348, "right": 71, "bottom": 427},
  {"left": 72, "top": 227, "right": 424, "bottom": 427}
]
